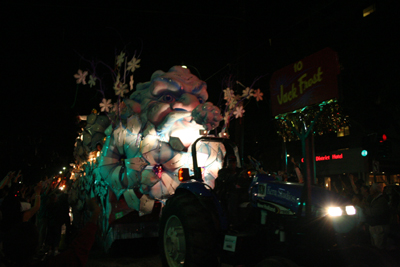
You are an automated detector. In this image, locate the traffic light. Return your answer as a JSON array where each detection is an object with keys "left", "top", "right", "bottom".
[
  {"left": 377, "top": 133, "right": 391, "bottom": 158},
  {"left": 362, "top": 133, "right": 377, "bottom": 157}
]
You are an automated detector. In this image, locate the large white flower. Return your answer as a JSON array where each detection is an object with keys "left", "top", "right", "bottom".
[
  {"left": 74, "top": 69, "right": 88, "bottom": 85},
  {"left": 116, "top": 52, "right": 125, "bottom": 67},
  {"left": 127, "top": 57, "right": 141, "bottom": 72},
  {"left": 233, "top": 105, "right": 245, "bottom": 118},
  {"left": 99, "top": 98, "right": 112, "bottom": 113}
]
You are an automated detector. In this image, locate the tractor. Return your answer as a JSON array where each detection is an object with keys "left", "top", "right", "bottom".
[{"left": 159, "top": 136, "right": 397, "bottom": 267}]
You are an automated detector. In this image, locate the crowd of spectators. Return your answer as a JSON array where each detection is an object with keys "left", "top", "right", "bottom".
[
  {"left": 218, "top": 154, "right": 400, "bottom": 252},
  {"left": 0, "top": 171, "right": 100, "bottom": 267}
]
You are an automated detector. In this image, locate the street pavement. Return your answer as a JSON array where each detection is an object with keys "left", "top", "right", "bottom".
[
  {"left": 87, "top": 238, "right": 162, "bottom": 267},
  {"left": 86, "top": 238, "right": 234, "bottom": 267}
]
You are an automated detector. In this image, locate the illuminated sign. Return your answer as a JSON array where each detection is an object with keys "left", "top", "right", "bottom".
[
  {"left": 270, "top": 47, "right": 340, "bottom": 116},
  {"left": 302, "top": 153, "right": 343, "bottom": 162}
]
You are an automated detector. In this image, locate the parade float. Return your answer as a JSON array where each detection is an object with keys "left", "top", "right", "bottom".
[{"left": 68, "top": 51, "right": 264, "bottom": 251}]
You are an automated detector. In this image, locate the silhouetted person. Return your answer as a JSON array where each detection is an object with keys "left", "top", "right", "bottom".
[{"left": 363, "top": 183, "right": 390, "bottom": 249}]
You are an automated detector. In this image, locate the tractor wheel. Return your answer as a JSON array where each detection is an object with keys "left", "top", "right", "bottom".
[{"left": 159, "top": 192, "right": 219, "bottom": 267}]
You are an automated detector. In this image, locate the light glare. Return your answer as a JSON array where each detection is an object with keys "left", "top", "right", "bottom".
[
  {"left": 327, "top": 207, "right": 342, "bottom": 216},
  {"left": 345, "top": 205, "right": 356, "bottom": 215}
]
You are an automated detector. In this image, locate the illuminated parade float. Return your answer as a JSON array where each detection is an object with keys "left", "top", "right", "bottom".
[{"left": 68, "top": 52, "right": 262, "bottom": 251}]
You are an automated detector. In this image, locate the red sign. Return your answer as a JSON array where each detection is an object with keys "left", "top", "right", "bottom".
[
  {"left": 270, "top": 47, "right": 340, "bottom": 117},
  {"left": 302, "top": 153, "right": 343, "bottom": 162}
]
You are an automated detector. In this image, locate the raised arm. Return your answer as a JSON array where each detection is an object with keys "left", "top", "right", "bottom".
[
  {"left": 22, "top": 181, "right": 43, "bottom": 222},
  {"left": 0, "top": 171, "right": 13, "bottom": 189}
]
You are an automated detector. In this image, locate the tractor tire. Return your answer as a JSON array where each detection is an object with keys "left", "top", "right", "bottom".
[{"left": 159, "top": 192, "right": 219, "bottom": 267}]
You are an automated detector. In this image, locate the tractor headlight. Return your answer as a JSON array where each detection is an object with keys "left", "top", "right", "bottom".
[
  {"left": 327, "top": 205, "right": 356, "bottom": 217},
  {"left": 345, "top": 205, "right": 356, "bottom": 215},
  {"left": 327, "top": 207, "right": 342, "bottom": 217}
]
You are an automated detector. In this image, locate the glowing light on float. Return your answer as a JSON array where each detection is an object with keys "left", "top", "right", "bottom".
[{"left": 196, "top": 152, "right": 209, "bottom": 168}]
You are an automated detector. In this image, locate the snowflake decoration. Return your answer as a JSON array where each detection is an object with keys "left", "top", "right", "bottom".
[
  {"left": 116, "top": 52, "right": 125, "bottom": 67},
  {"left": 253, "top": 88, "right": 263, "bottom": 101},
  {"left": 223, "top": 88, "right": 234, "bottom": 101},
  {"left": 114, "top": 75, "right": 128, "bottom": 97},
  {"left": 74, "top": 69, "right": 88, "bottom": 85},
  {"left": 127, "top": 57, "right": 141, "bottom": 72},
  {"left": 88, "top": 75, "right": 97, "bottom": 88},
  {"left": 99, "top": 98, "right": 112, "bottom": 113},
  {"left": 242, "top": 87, "right": 254, "bottom": 99},
  {"left": 233, "top": 105, "right": 245, "bottom": 118},
  {"left": 220, "top": 80, "right": 264, "bottom": 134},
  {"left": 115, "top": 83, "right": 128, "bottom": 97},
  {"left": 228, "top": 98, "right": 237, "bottom": 109}
]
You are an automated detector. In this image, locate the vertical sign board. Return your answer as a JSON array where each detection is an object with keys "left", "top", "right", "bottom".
[{"left": 270, "top": 47, "right": 340, "bottom": 117}]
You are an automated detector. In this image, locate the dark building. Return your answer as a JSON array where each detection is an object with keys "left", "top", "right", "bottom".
[{"left": 234, "top": 1, "right": 400, "bottom": 186}]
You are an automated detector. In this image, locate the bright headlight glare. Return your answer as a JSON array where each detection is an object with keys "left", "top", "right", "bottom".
[
  {"left": 327, "top": 207, "right": 342, "bottom": 217},
  {"left": 345, "top": 205, "right": 356, "bottom": 215}
]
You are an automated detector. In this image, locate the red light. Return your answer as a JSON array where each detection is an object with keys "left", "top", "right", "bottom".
[
  {"left": 382, "top": 134, "right": 387, "bottom": 141},
  {"left": 178, "top": 169, "right": 184, "bottom": 181}
]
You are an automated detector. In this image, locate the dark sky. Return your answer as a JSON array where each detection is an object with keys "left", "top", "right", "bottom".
[{"left": 1, "top": 1, "right": 399, "bottom": 182}]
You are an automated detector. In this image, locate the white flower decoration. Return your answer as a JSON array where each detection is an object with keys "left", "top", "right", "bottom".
[
  {"left": 116, "top": 52, "right": 125, "bottom": 67},
  {"left": 74, "top": 69, "right": 88, "bottom": 85},
  {"left": 223, "top": 88, "right": 234, "bottom": 101},
  {"left": 114, "top": 80, "right": 128, "bottom": 97},
  {"left": 233, "top": 105, "right": 245, "bottom": 118},
  {"left": 127, "top": 57, "right": 141, "bottom": 72},
  {"left": 88, "top": 75, "right": 97, "bottom": 88},
  {"left": 228, "top": 98, "right": 237, "bottom": 109},
  {"left": 242, "top": 87, "right": 254, "bottom": 99},
  {"left": 99, "top": 98, "right": 112, "bottom": 113}
]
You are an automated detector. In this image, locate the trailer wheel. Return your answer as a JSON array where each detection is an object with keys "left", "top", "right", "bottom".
[{"left": 159, "top": 192, "right": 219, "bottom": 267}]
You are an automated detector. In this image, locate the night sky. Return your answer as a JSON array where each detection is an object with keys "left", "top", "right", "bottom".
[{"left": 1, "top": 1, "right": 399, "bottom": 183}]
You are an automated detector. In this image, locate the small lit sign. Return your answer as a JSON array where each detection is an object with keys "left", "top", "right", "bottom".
[{"left": 302, "top": 153, "right": 344, "bottom": 162}]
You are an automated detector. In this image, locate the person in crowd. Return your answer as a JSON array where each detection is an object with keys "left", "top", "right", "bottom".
[
  {"left": 0, "top": 197, "right": 101, "bottom": 267},
  {"left": 56, "top": 187, "right": 72, "bottom": 251},
  {"left": 363, "top": 182, "right": 391, "bottom": 250},
  {"left": 23, "top": 182, "right": 42, "bottom": 223},
  {"left": 360, "top": 185, "right": 370, "bottom": 204},
  {"left": 0, "top": 180, "right": 42, "bottom": 228},
  {"left": 275, "top": 170, "right": 284, "bottom": 181},
  {"left": 383, "top": 185, "right": 400, "bottom": 250},
  {"left": 290, "top": 157, "right": 303, "bottom": 183},
  {"left": 216, "top": 154, "right": 244, "bottom": 227},
  {"left": 45, "top": 189, "right": 63, "bottom": 256},
  {"left": 36, "top": 178, "right": 60, "bottom": 252},
  {"left": 247, "top": 155, "right": 267, "bottom": 174},
  {"left": 351, "top": 193, "right": 369, "bottom": 245}
]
